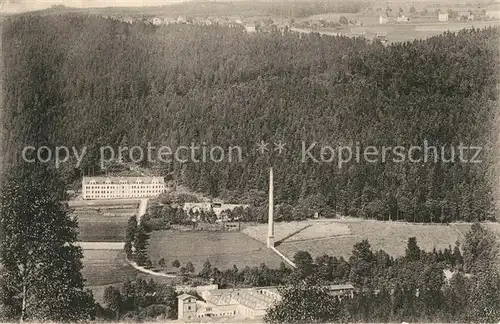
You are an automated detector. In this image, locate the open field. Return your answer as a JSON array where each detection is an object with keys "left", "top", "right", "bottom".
[
  {"left": 243, "top": 219, "right": 352, "bottom": 244},
  {"left": 70, "top": 199, "right": 139, "bottom": 242},
  {"left": 244, "top": 219, "right": 500, "bottom": 261},
  {"left": 83, "top": 249, "right": 177, "bottom": 305},
  {"left": 76, "top": 214, "right": 131, "bottom": 242},
  {"left": 299, "top": 20, "right": 499, "bottom": 43},
  {"left": 82, "top": 250, "right": 138, "bottom": 287},
  {"left": 147, "top": 231, "right": 285, "bottom": 272}
]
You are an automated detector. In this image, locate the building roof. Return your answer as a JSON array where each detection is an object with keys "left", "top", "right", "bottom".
[
  {"left": 82, "top": 176, "right": 164, "bottom": 185},
  {"left": 177, "top": 293, "right": 195, "bottom": 300},
  {"left": 328, "top": 284, "right": 355, "bottom": 290},
  {"left": 202, "top": 287, "right": 281, "bottom": 310},
  {"left": 197, "top": 284, "right": 354, "bottom": 313}
]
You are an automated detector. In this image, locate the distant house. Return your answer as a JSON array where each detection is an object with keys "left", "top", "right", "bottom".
[
  {"left": 326, "top": 284, "right": 355, "bottom": 299},
  {"left": 374, "top": 32, "right": 388, "bottom": 45},
  {"left": 151, "top": 17, "right": 163, "bottom": 26},
  {"left": 163, "top": 17, "right": 176, "bottom": 25},
  {"left": 222, "top": 222, "right": 240, "bottom": 231},
  {"left": 458, "top": 11, "right": 474, "bottom": 20},
  {"left": 486, "top": 10, "right": 500, "bottom": 19},
  {"left": 122, "top": 17, "right": 134, "bottom": 24},
  {"left": 438, "top": 12, "right": 449, "bottom": 21},
  {"left": 183, "top": 202, "right": 212, "bottom": 215},
  {"left": 202, "top": 18, "right": 213, "bottom": 26},
  {"left": 245, "top": 23, "right": 256, "bottom": 33},
  {"left": 177, "top": 15, "right": 187, "bottom": 24},
  {"left": 379, "top": 15, "right": 389, "bottom": 24},
  {"left": 396, "top": 15, "right": 410, "bottom": 22},
  {"left": 183, "top": 201, "right": 249, "bottom": 219}
]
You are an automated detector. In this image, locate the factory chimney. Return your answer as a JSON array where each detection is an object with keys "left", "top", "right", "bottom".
[{"left": 267, "top": 167, "right": 274, "bottom": 248}]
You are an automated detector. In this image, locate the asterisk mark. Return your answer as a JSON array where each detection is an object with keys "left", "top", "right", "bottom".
[
  {"left": 256, "top": 140, "right": 269, "bottom": 154},
  {"left": 274, "top": 141, "right": 286, "bottom": 155}
]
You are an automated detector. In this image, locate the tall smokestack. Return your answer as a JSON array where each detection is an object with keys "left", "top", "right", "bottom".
[{"left": 267, "top": 167, "right": 274, "bottom": 248}]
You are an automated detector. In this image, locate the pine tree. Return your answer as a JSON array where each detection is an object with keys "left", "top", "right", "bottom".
[
  {"left": 185, "top": 261, "right": 195, "bottom": 274},
  {"left": 453, "top": 242, "right": 463, "bottom": 268},
  {"left": 463, "top": 223, "right": 497, "bottom": 274},
  {"left": 103, "top": 286, "right": 123, "bottom": 320},
  {"left": 133, "top": 224, "right": 150, "bottom": 266},
  {"left": 0, "top": 164, "right": 95, "bottom": 321},
  {"left": 405, "top": 237, "right": 421, "bottom": 261},
  {"left": 199, "top": 259, "right": 212, "bottom": 279}
]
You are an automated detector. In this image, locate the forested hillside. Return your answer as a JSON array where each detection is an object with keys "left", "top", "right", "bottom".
[{"left": 2, "top": 14, "right": 498, "bottom": 222}]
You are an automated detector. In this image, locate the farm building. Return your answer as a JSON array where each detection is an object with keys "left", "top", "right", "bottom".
[
  {"left": 374, "top": 33, "right": 389, "bottom": 45},
  {"left": 121, "top": 17, "right": 134, "bottom": 24},
  {"left": 486, "top": 10, "right": 500, "bottom": 19},
  {"left": 396, "top": 15, "right": 410, "bottom": 22},
  {"left": 82, "top": 176, "right": 166, "bottom": 200},
  {"left": 379, "top": 15, "right": 389, "bottom": 24},
  {"left": 458, "top": 12, "right": 474, "bottom": 20},
  {"left": 183, "top": 201, "right": 249, "bottom": 218},
  {"left": 438, "top": 13, "right": 449, "bottom": 22},
  {"left": 244, "top": 23, "right": 256, "bottom": 33}
]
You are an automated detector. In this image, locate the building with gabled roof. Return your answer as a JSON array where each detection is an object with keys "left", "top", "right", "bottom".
[{"left": 177, "top": 284, "right": 354, "bottom": 321}]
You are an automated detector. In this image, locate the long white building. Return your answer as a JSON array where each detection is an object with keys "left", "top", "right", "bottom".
[{"left": 82, "top": 176, "right": 166, "bottom": 200}]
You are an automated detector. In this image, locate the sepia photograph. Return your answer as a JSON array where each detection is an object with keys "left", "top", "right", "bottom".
[{"left": 0, "top": 0, "right": 499, "bottom": 322}]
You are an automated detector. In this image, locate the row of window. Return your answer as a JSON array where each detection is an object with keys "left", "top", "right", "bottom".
[
  {"left": 86, "top": 189, "right": 164, "bottom": 194},
  {"left": 84, "top": 193, "right": 160, "bottom": 199},
  {"left": 87, "top": 180, "right": 161, "bottom": 185},
  {"left": 85, "top": 185, "right": 164, "bottom": 189},
  {"left": 195, "top": 310, "right": 237, "bottom": 318}
]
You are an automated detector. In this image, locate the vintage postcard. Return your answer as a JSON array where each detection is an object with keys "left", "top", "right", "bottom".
[{"left": 0, "top": 0, "right": 499, "bottom": 323}]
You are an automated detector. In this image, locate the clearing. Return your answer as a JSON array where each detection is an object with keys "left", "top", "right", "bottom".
[
  {"left": 243, "top": 219, "right": 500, "bottom": 261},
  {"left": 147, "top": 230, "right": 285, "bottom": 272}
]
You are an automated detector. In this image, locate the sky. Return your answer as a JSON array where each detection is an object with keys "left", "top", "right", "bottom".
[{"left": 0, "top": 0, "right": 189, "bottom": 13}]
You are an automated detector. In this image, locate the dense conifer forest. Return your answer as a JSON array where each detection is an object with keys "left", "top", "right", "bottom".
[{"left": 2, "top": 14, "right": 499, "bottom": 222}]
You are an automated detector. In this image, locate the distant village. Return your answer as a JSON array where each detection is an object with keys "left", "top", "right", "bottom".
[
  {"left": 376, "top": 7, "right": 500, "bottom": 24},
  {"left": 98, "top": 6, "right": 500, "bottom": 47},
  {"left": 103, "top": 14, "right": 277, "bottom": 33}
]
